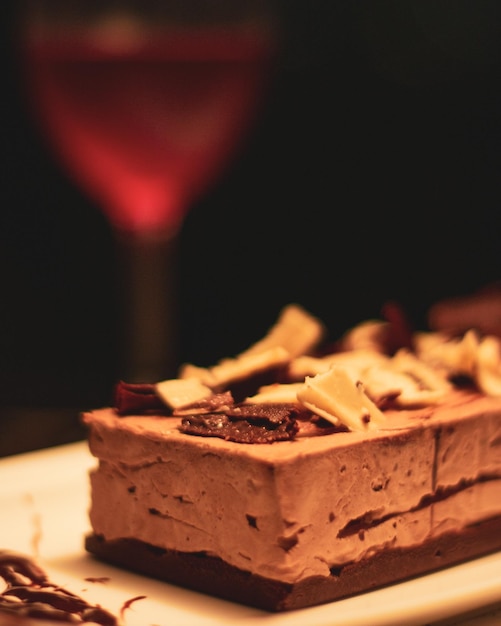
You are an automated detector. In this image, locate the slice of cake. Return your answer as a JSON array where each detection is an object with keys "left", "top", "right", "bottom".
[{"left": 82, "top": 304, "right": 501, "bottom": 611}]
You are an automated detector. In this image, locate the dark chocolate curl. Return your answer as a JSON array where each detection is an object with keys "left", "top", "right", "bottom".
[
  {"left": 179, "top": 403, "right": 300, "bottom": 443},
  {"left": 114, "top": 381, "right": 170, "bottom": 416}
]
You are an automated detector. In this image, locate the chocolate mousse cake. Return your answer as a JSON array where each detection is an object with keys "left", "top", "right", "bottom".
[{"left": 82, "top": 304, "right": 501, "bottom": 611}]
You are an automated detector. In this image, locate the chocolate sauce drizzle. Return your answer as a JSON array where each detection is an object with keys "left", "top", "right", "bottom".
[{"left": 0, "top": 550, "right": 119, "bottom": 624}]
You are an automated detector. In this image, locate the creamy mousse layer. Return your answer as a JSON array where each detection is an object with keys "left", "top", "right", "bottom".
[{"left": 83, "top": 391, "right": 501, "bottom": 585}]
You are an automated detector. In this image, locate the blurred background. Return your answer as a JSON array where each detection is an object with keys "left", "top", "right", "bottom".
[{"left": 1, "top": 1, "right": 501, "bottom": 455}]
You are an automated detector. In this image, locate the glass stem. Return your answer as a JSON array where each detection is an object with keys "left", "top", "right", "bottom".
[{"left": 115, "top": 229, "right": 178, "bottom": 383}]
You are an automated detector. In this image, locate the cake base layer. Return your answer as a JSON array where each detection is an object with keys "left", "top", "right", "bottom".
[{"left": 85, "top": 516, "right": 501, "bottom": 612}]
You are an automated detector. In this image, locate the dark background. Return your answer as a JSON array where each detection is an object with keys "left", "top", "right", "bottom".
[{"left": 1, "top": 1, "right": 501, "bottom": 454}]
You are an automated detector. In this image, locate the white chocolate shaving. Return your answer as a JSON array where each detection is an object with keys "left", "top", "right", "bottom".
[
  {"left": 239, "top": 303, "right": 325, "bottom": 359},
  {"left": 339, "top": 319, "right": 390, "bottom": 353},
  {"left": 246, "top": 382, "right": 306, "bottom": 404},
  {"left": 155, "top": 378, "right": 213, "bottom": 409},
  {"left": 388, "top": 349, "right": 453, "bottom": 405},
  {"left": 297, "top": 367, "right": 385, "bottom": 431},
  {"left": 288, "top": 350, "right": 389, "bottom": 381},
  {"left": 476, "top": 335, "right": 501, "bottom": 396},
  {"left": 179, "top": 347, "right": 290, "bottom": 389},
  {"left": 415, "top": 329, "right": 479, "bottom": 377}
]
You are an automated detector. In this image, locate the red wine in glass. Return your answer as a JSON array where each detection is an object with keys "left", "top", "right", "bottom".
[
  {"left": 24, "top": 31, "right": 272, "bottom": 235},
  {"left": 20, "top": 5, "right": 276, "bottom": 381}
]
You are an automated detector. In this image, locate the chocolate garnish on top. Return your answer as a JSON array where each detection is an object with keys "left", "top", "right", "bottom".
[
  {"left": 114, "top": 381, "right": 169, "bottom": 416},
  {"left": 180, "top": 403, "right": 301, "bottom": 443}
]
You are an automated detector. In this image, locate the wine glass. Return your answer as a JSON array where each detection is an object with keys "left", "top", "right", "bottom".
[{"left": 17, "top": 0, "right": 278, "bottom": 382}]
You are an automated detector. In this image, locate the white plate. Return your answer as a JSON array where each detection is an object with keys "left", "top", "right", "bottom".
[{"left": 1, "top": 441, "right": 501, "bottom": 626}]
